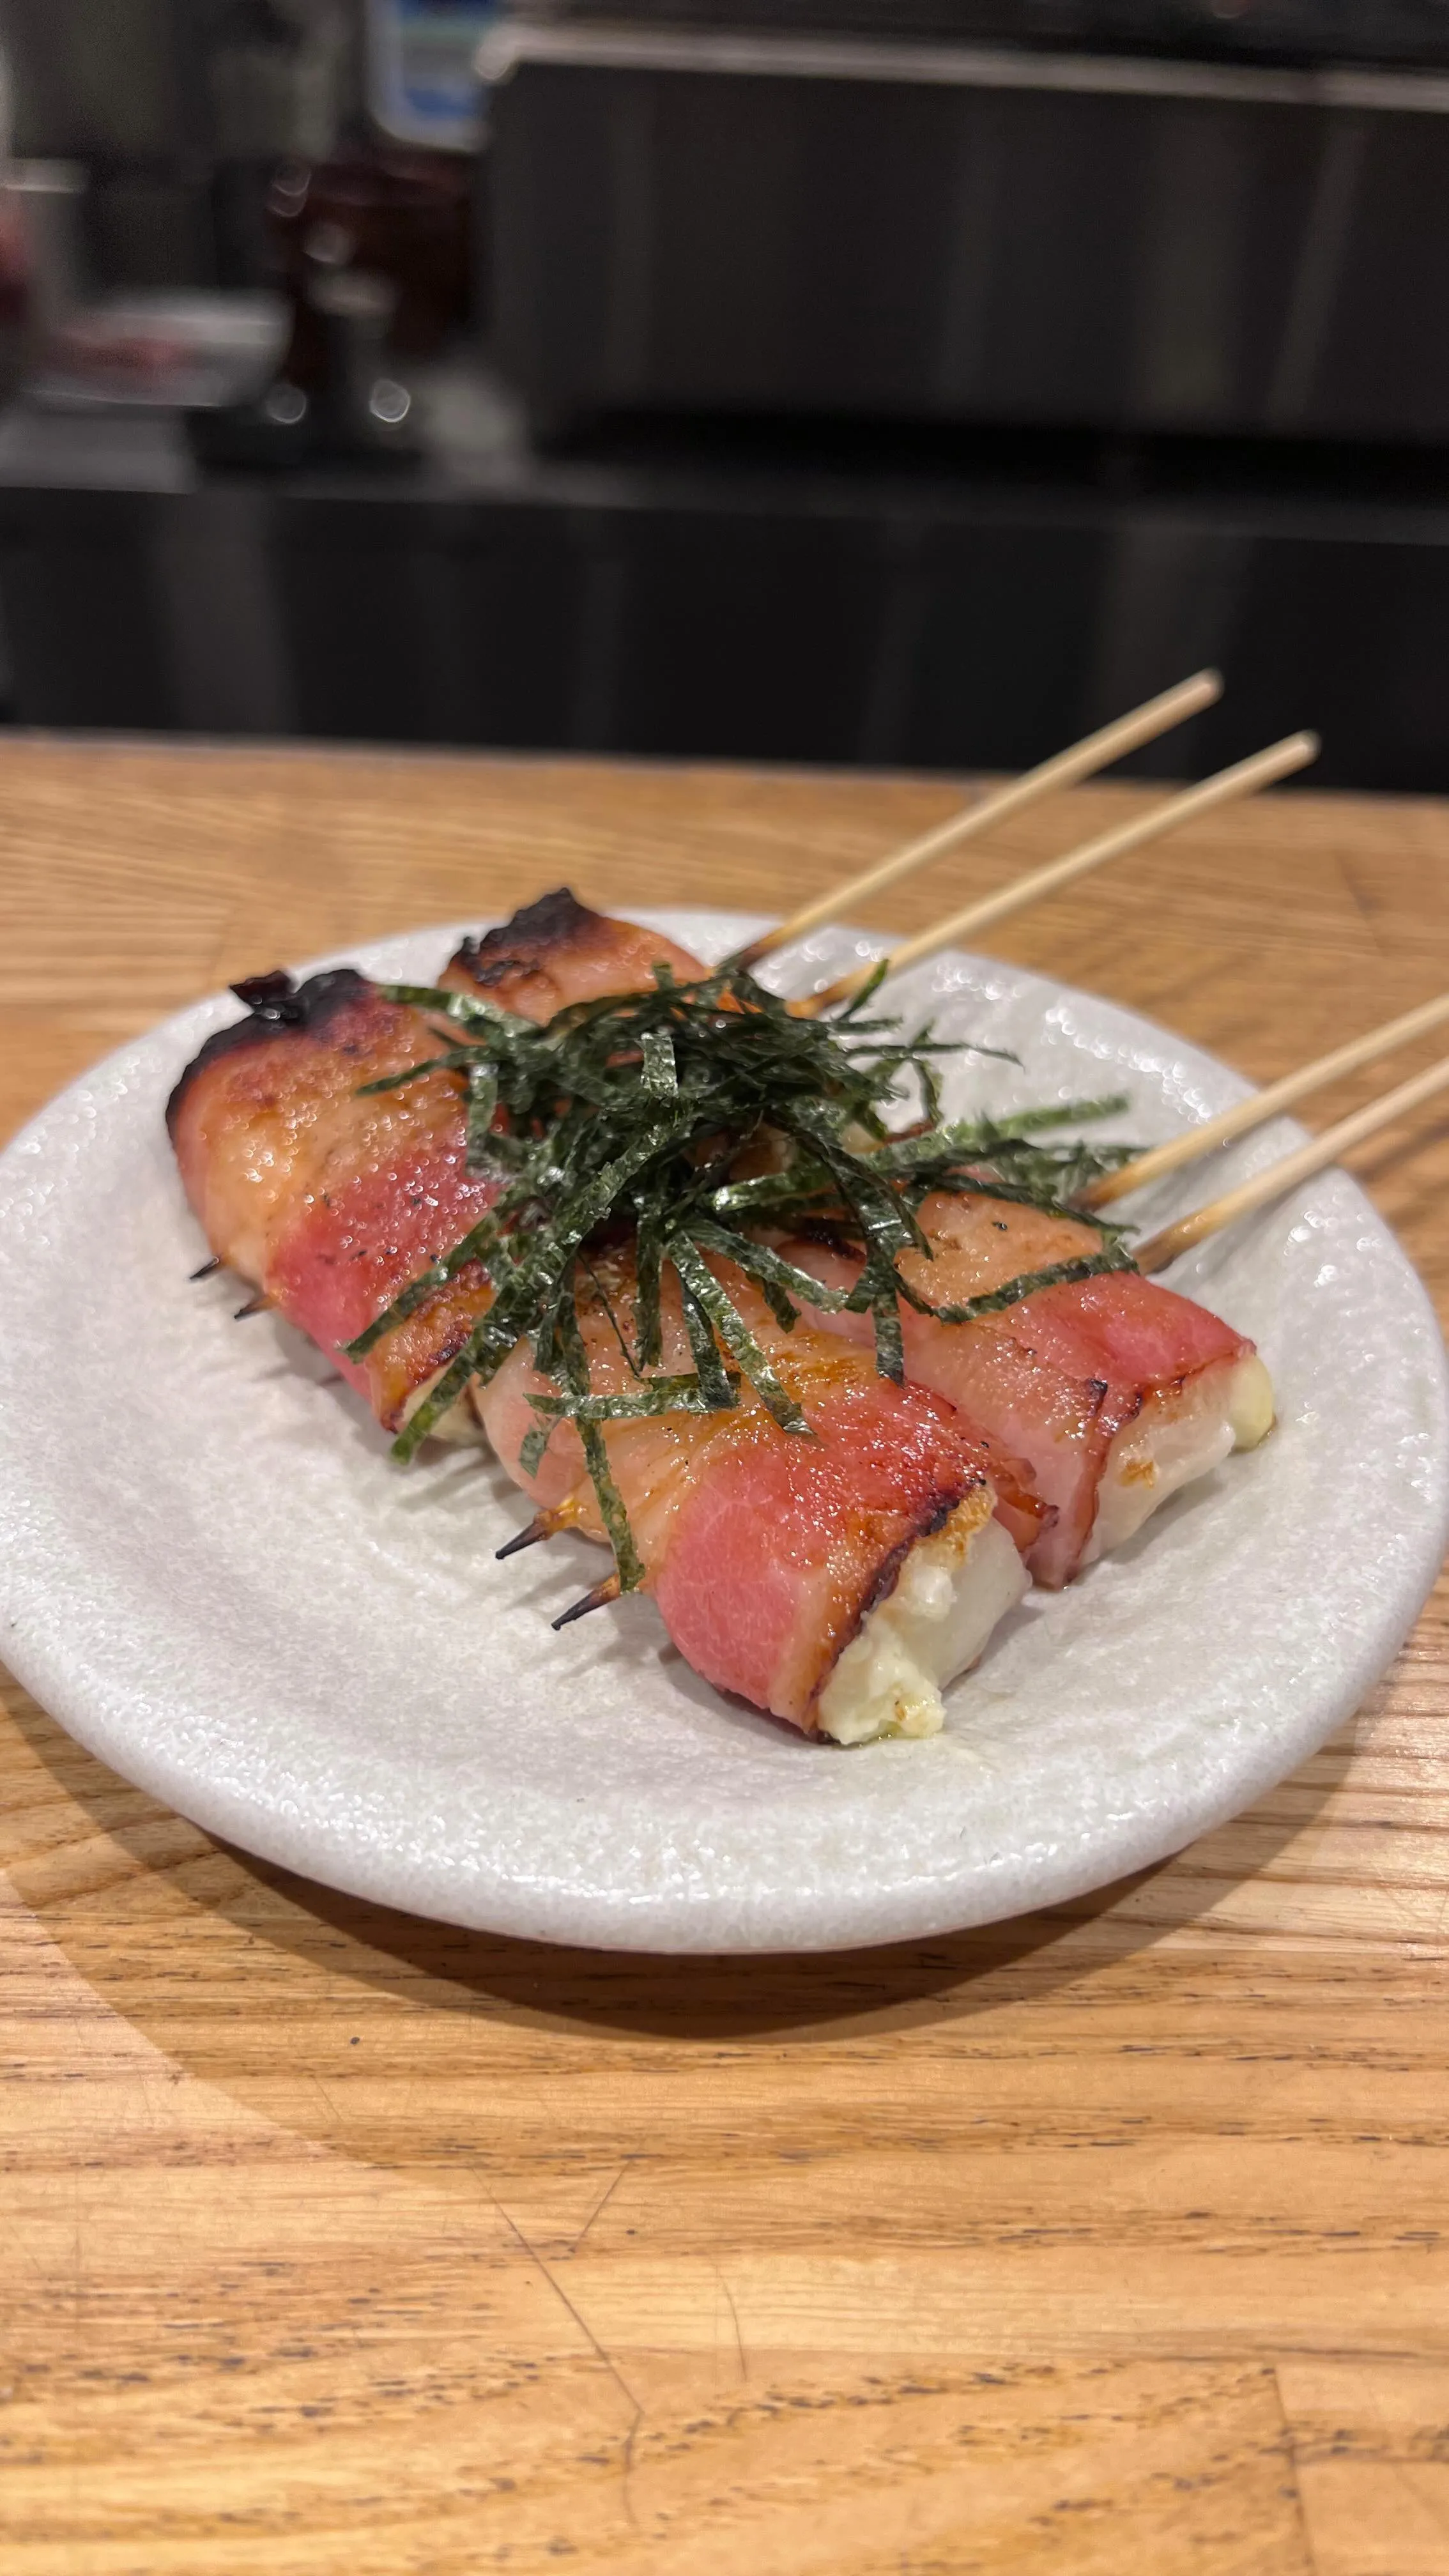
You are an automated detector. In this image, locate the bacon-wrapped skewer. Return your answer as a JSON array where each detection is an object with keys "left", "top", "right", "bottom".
[
  {"left": 461, "top": 900, "right": 1274, "bottom": 1589},
  {"left": 484, "top": 1246, "right": 1038, "bottom": 1740},
  {"left": 169, "top": 887, "right": 1273, "bottom": 1729},
  {"left": 167, "top": 897, "right": 1037, "bottom": 1740},
  {"left": 447, "top": 896, "right": 1275, "bottom": 1589},
  {"left": 785, "top": 1196, "right": 1273, "bottom": 1588},
  {"left": 167, "top": 898, "right": 704, "bottom": 1436}
]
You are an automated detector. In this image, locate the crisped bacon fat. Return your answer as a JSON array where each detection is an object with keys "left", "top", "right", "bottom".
[{"left": 442, "top": 886, "right": 706, "bottom": 1018}]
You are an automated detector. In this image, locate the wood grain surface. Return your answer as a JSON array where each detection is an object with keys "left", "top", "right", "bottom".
[{"left": 3, "top": 735, "right": 1449, "bottom": 2576}]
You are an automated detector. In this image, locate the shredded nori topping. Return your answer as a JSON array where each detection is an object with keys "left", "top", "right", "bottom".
[{"left": 343, "top": 960, "right": 1137, "bottom": 1588}]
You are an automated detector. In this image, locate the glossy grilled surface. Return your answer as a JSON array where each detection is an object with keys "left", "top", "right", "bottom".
[
  {"left": 789, "top": 1192, "right": 1256, "bottom": 1585},
  {"left": 479, "top": 1246, "right": 1042, "bottom": 1728}
]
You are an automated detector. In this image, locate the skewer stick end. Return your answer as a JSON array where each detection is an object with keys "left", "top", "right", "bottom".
[
  {"left": 552, "top": 1573, "right": 623, "bottom": 1630},
  {"left": 496, "top": 1508, "right": 571, "bottom": 1561},
  {"left": 801, "top": 962, "right": 871, "bottom": 1013},
  {"left": 1132, "top": 1223, "right": 1195, "bottom": 1276}
]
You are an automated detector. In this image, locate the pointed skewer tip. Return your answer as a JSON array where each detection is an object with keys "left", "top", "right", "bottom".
[
  {"left": 551, "top": 1575, "right": 623, "bottom": 1631},
  {"left": 189, "top": 1255, "right": 224, "bottom": 1282},
  {"left": 496, "top": 1512, "right": 560, "bottom": 1561}
]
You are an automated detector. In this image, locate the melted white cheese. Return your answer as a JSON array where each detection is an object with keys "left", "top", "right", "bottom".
[
  {"left": 1087, "top": 1352, "right": 1275, "bottom": 1562},
  {"left": 816, "top": 1497, "right": 1028, "bottom": 1747},
  {"left": 398, "top": 1369, "right": 487, "bottom": 1445}
]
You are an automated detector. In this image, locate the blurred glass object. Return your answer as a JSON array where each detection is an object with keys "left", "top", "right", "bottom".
[
  {"left": 187, "top": 141, "right": 473, "bottom": 460},
  {"left": 308, "top": 259, "right": 420, "bottom": 452},
  {"left": 369, "top": 375, "right": 411, "bottom": 421},
  {"left": 0, "top": 158, "right": 90, "bottom": 408},
  {"left": 1, "top": 161, "right": 86, "bottom": 340},
  {"left": 264, "top": 376, "right": 308, "bottom": 422},
  {"left": 265, "top": 148, "right": 473, "bottom": 369},
  {"left": 364, "top": 0, "right": 497, "bottom": 151},
  {"left": 1, "top": 0, "right": 355, "bottom": 292},
  {"left": 33, "top": 291, "right": 288, "bottom": 410}
]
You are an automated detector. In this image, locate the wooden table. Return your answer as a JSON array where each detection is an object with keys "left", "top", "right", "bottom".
[{"left": 4, "top": 736, "right": 1449, "bottom": 2575}]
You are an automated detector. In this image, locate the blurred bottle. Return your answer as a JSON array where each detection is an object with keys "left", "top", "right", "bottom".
[
  {"left": 265, "top": 145, "right": 473, "bottom": 385},
  {"left": 364, "top": 0, "right": 497, "bottom": 155},
  {"left": 192, "top": 140, "right": 473, "bottom": 462},
  {"left": 305, "top": 234, "right": 415, "bottom": 454}
]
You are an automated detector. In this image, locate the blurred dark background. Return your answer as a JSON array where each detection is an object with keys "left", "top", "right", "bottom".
[{"left": 3, "top": 0, "right": 1449, "bottom": 783}]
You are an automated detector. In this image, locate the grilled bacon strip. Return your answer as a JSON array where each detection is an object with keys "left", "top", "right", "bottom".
[
  {"left": 441, "top": 886, "right": 705, "bottom": 1017},
  {"left": 482, "top": 1245, "right": 1037, "bottom": 1736},
  {"left": 168, "top": 969, "right": 504, "bottom": 1429},
  {"left": 448, "top": 899, "right": 1274, "bottom": 1584},
  {"left": 167, "top": 896, "right": 1035, "bottom": 1738},
  {"left": 167, "top": 900, "right": 709, "bottom": 1432},
  {"left": 785, "top": 1190, "right": 1273, "bottom": 1587}
]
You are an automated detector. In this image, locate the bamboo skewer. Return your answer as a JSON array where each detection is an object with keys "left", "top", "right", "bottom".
[
  {"left": 726, "top": 668, "right": 1223, "bottom": 972},
  {"left": 801, "top": 732, "right": 1320, "bottom": 1011},
  {"left": 553, "top": 1572, "right": 623, "bottom": 1629},
  {"left": 1135, "top": 1052, "right": 1449, "bottom": 1275},
  {"left": 1079, "top": 988, "right": 1449, "bottom": 1211}
]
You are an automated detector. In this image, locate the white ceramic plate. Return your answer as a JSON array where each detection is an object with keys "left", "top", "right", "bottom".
[{"left": 2, "top": 910, "right": 1446, "bottom": 1954}]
